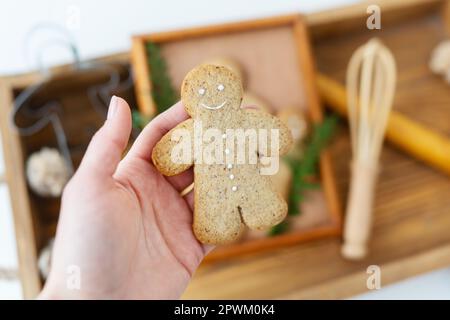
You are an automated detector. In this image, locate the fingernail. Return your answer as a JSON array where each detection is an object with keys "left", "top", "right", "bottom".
[{"left": 107, "top": 96, "right": 118, "bottom": 119}]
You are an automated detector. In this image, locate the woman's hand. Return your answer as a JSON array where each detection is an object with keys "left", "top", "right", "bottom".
[{"left": 39, "top": 96, "right": 210, "bottom": 299}]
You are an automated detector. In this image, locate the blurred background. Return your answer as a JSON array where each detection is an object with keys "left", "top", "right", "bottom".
[
  {"left": 1, "top": 0, "right": 450, "bottom": 299},
  {"left": 0, "top": 0, "right": 356, "bottom": 76}
]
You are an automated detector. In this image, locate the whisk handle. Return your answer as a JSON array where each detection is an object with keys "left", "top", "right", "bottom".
[{"left": 342, "top": 162, "right": 379, "bottom": 260}]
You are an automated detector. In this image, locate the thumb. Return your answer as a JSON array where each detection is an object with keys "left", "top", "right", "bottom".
[{"left": 79, "top": 96, "right": 132, "bottom": 177}]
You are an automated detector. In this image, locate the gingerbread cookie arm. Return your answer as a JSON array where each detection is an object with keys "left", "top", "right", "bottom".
[
  {"left": 151, "top": 118, "right": 194, "bottom": 176},
  {"left": 245, "top": 109, "right": 293, "bottom": 156}
]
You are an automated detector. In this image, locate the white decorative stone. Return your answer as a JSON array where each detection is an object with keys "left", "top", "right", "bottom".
[
  {"left": 222, "top": 133, "right": 227, "bottom": 139},
  {"left": 227, "top": 164, "right": 233, "bottom": 169},
  {"left": 217, "top": 84, "right": 224, "bottom": 91},
  {"left": 26, "top": 147, "right": 70, "bottom": 197},
  {"left": 38, "top": 238, "right": 54, "bottom": 279},
  {"left": 229, "top": 174, "right": 235, "bottom": 180},
  {"left": 231, "top": 186, "right": 238, "bottom": 192},
  {"left": 198, "top": 88, "right": 206, "bottom": 95},
  {"left": 225, "top": 148, "right": 230, "bottom": 155}
]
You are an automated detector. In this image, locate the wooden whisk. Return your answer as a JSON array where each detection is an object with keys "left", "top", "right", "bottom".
[{"left": 342, "top": 39, "right": 396, "bottom": 260}]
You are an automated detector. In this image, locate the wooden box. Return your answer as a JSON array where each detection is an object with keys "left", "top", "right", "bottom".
[
  {"left": 0, "top": 55, "right": 134, "bottom": 298},
  {"left": 131, "top": 15, "right": 342, "bottom": 261},
  {"left": 181, "top": 0, "right": 450, "bottom": 299}
]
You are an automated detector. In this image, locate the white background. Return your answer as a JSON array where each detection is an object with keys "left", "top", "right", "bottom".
[
  {"left": 0, "top": 0, "right": 360, "bottom": 75},
  {"left": 0, "top": 0, "right": 449, "bottom": 299}
]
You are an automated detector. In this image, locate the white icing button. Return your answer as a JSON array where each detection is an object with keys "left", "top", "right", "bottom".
[
  {"left": 225, "top": 148, "right": 230, "bottom": 155},
  {"left": 198, "top": 88, "right": 205, "bottom": 95},
  {"left": 227, "top": 164, "right": 233, "bottom": 169},
  {"left": 229, "top": 174, "right": 235, "bottom": 180},
  {"left": 222, "top": 133, "right": 227, "bottom": 139},
  {"left": 218, "top": 84, "right": 224, "bottom": 91},
  {"left": 231, "top": 186, "right": 238, "bottom": 192}
]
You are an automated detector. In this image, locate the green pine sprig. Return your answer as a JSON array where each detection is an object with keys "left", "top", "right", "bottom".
[
  {"left": 132, "top": 42, "right": 179, "bottom": 131},
  {"left": 268, "top": 114, "right": 337, "bottom": 236},
  {"left": 268, "top": 221, "right": 289, "bottom": 236},
  {"left": 146, "top": 41, "right": 178, "bottom": 114},
  {"left": 132, "top": 110, "right": 151, "bottom": 130},
  {"left": 287, "top": 115, "right": 338, "bottom": 216}
]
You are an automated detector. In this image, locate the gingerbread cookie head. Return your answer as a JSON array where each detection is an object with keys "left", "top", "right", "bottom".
[
  {"left": 181, "top": 64, "right": 243, "bottom": 117},
  {"left": 202, "top": 57, "right": 244, "bottom": 82}
]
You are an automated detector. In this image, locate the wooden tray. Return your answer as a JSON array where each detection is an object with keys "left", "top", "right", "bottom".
[
  {"left": 0, "top": 54, "right": 134, "bottom": 298},
  {"left": 181, "top": 0, "right": 450, "bottom": 299},
  {"left": 131, "top": 15, "right": 342, "bottom": 262}
]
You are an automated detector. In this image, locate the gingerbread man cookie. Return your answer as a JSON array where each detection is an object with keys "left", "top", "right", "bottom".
[{"left": 152, "top": 64, "right": 293, "bottom": 244}]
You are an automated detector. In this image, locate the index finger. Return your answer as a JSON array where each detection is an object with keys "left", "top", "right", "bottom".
[{"left": 126, "top": 101, "right": 189, "bottom": 162}]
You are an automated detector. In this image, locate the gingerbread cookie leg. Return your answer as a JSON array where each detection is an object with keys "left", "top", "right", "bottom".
[
  {"left": 238, "top": 176, "right": 287, "bottom": 230},
  {"left": 192, "top": 162, "right": 246, "bottom": 244},
  {"left": 193, "top": 187, "right": 244, "bottom": 244}
]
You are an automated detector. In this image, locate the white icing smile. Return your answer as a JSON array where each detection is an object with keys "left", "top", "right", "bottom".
[{"left": 200, "top": 101, "right": 227, "bottom": 110}]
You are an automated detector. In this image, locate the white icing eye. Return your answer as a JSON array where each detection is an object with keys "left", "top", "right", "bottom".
[
  {"left": 217, "top": 84, "right": 224, "bottom": 91},
  {"left": 198, "top": 88, "right": 206, "bottom": 95}
]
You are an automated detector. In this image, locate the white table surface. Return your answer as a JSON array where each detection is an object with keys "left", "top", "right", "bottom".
[{"left": 0, "top": 0, "right": 449, "bottom": 299}]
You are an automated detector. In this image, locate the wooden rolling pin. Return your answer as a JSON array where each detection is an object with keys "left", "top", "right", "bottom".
[{"left": 317, "top": 73, "right": 450, "bottom": 176}]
